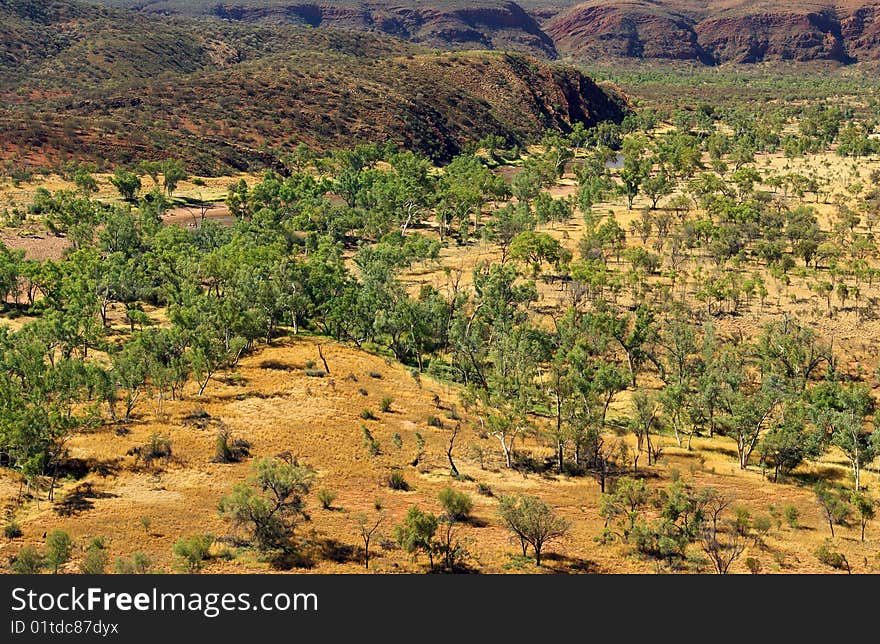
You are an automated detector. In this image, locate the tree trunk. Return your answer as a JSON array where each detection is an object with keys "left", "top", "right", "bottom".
[
  {"left": 317, "top": 344, "right": 330, "bottom": 374},
  {"left": 447, "top": 424, "right": 459, "bottom": 478},
  {"left": 557, "top": 441, "right": 564, "bottom": 474}
]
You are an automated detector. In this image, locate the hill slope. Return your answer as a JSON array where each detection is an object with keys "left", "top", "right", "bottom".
[
  {"left": 92, "top": 0, "right": 559, "bottom": 58},
  {"left": 0, "top": 0, "right": 627, "bottom": 172}
]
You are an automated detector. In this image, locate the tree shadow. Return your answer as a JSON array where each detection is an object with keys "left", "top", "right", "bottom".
[
  {"left": 541, "top": 552, "right": 603, "bottom": 574},
  {"left": 54, "top": 482, "right": 117, "bottom": 517},
  {"left": 56, "top": 456, "right": 121, "bottom": 480}
]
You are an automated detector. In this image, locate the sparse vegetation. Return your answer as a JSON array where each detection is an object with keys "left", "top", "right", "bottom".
[
  {"left": 317, "top": 489, "right": 337, "bottom": 510},
  {"left": 3, "top": 2, "right": 880, "bottom": 576}
]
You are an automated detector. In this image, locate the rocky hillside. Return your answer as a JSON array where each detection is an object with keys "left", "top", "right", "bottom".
[
  {"left": 93, "top": 0, "right": 559, "bottom": 58},
  {"left": 544, "top": 0, "right": 880, "bottom": 64},
  {"left": 85, "top": 0, "right": 880, "bottom": 64},
  {"left": 0, "top": 0, "right": 628, "bottom": 172}
]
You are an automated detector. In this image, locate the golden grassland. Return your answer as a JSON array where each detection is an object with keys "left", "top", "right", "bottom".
[
  {"left": 0, "top": 334, "right": 876, "bottom": 575},
  {"left": 2, "top": 147, "right": 880, "bottom": 574}
]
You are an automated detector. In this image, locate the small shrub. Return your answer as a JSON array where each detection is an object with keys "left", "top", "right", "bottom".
[
  {"left": 753, "top": 514, "right": 772, "bottom": 537},
  {"left": 317, "top": 489, "right": 336, "bottom": 510},
  {"left": 79, "top": 537, "right": 109, "bottom": 574},
  {"left": 115, "top": 551, "right": 152, "bottom": 574},
  {"left": 172, "top": 534, "right": 214, "bottom": 573},
  {"left": 139, "top": 516, "right": 151, "bottom": 535},
  {"left": 305, "top": 369, "right": 327, "bottom": 378},
  {"left": 392, "top": 432, "right": 403, "bottom": 449},
  {"left": 745, "top": 557, "right": 762, "bottom": 574},
  {"left": 446, "top": 405, "right": 460, "bottom": 420},
  {"left": 815, "top": 540, "right": 849, "bottom": 572},
  {"left": 379, "top": 396, "right": 394, "bottom": 413},
  {"left": 362, "top": 425, "right": 380, "bottom": 456},
  {"left": 3, "top": 519, "right": 22, "bottom": 539},
  {"left": 439, "top": 487, "right": 473, "bottom": 521},
  {"left": 304, "top": 360, "right": 316, "bottom": 369},
  {"left": 427, "top": 415, "right": 443, "bottom": 428},
  {"left": 213, "top": 429, "right": 251, "bottom": 463},
  {"left": 733, "top": 506, "right": 751, "bottom": 534},
  {"left": 11, "top": 545, "right": 44, "bottom": 574},
  {"left": 368, "top": 371, "right": 382, "bottom": 379},
  {"left": 360, "top": 409, "right": 377, "bottom": 421},
  {"left": 783, "top": 504, "right": 800, "bottom": 528},
  {"left": 477, "top": 482, "right": 493, "bottom": 497},
  {"left": 358, "top": 387, "right": 369, "bottom": 396},
  {"left": 128, "top": 433, "right": 172, "bottom": 468},
  {"left": 767, "top": 504, "right": 782, "bottom": 529},
  {"left": 388, "top": 470, "right": 410, "bottom": 491}
]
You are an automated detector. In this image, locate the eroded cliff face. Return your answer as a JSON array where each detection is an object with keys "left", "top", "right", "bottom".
[
  {"left": 546, "top": 0, "right": 880, "bottom": 64},
  {"left": 546, "top": 4, "right": 714, "bottom": 63},
  {"left": 694, "top": 11, "right": 851, "bottom": 63}
]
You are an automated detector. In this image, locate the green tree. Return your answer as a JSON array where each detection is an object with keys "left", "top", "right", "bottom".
[
  {"left": 498, "top": 494, "right": 569, "bottom": 566},
  {"left": 617, "top": 136, "right": 651, "bottom": 209},
  {"left": 79, "top": 537, "right": 109, "bottom": 574},
  {"left": 814, "top": 483, "right": 851, "bottom": 537},
  {"left": 161, "top": 159, "right": 187, "bottom": 197},
  {"left": 394, "top": 506, "right": 439, "bottom": 571},
  {"left": 850, "top": 491, "right": 875, "bottom": 542},
  {"left": 109, "top": 169, "right": 142, "bottom": 201},
  {"left": 218, "top": 457, "right": 314, "bottom": 553}
]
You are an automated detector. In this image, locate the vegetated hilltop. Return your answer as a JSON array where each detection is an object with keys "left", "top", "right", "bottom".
[
  {"left": 545, "top": 0, "right": 880, "bottom": 64},
  {"left": 0, "top": 0, "right": 627, "bottom": 174},
  {"left": 91, "top": 0, "right": 559, "bottom": 58}
]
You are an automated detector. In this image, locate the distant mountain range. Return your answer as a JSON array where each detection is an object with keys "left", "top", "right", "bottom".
[{"left": 92, "top": 0, "right": 880, "bottom": 64}]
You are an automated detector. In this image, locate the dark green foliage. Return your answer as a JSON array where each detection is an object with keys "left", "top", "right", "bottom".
[
  {"left": 815, "top": 540, "right": 849, "bottom": 572},
  {"left": 3, "top": 519, "right": 22, "bottom": 539},
  {"left": 317, "top": 489, "right": 336, "bottom": 510},
  {"left": 213, "top": 429, "right": 251, "bottom": 464},
  {"left": 362, "top": 425, "right": 380, "bottom": 456}
]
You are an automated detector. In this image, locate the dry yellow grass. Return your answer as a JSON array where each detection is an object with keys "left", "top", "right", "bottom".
[
  {"left": 1, "top": 334, "right": 876, "bottom": 575},
  {"left": 3, "top": 150, "right": 880, "bottom": 574}
]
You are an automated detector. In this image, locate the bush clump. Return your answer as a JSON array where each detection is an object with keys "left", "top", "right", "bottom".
[{"left": 388, "top": 470, "right": 410, "bottom": 491}]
